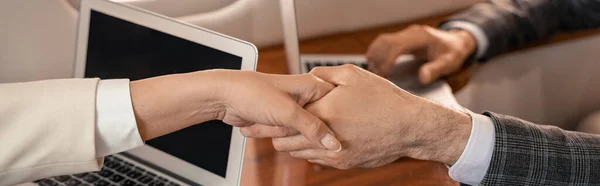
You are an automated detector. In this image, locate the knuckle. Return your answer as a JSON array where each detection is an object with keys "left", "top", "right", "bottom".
[
  {"left": 306, "top": 74, "right": 329, "bottom": 90},
  {"left": 289, "top": 151, "right": 301, "bottom": 158},
  {"left": 309, "top": 66, "right": 325, "bottom": 74},
  {"left": 240, "top": 127, "right": 256, "bottom": 137},
  {"left": 239, "top": 129, "right": 250, "bottom": 137},
  {"left": 375, "top": 33, "right": 393, "bottom": 42},
  {"left": 272, "top": 139, "right": 287, "bottom": 151},
  {"left": 340, "top": 64, "right": 359, "bottom": 73},
  {"left": 373, "top": 34, "right": 396, "bottom": 47},
  {"left": 278, "top": 127, "right": 292, "bottom": 136},
  {"left": 305, "top": 118, "right": 323, "bottom": 139},
  {"left": 340, "top": 63, "right": 356, "bottom": 69},
  {"left": 301, "top": 73, "right": 317, "bottom": 82},
  {"left": 407, "top": 24, "right": 424, "bottom": 32}
]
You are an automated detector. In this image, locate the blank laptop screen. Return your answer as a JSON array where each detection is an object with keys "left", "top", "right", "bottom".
[{"left": 84, "top": 10, "right": 241, "bottom": 178}]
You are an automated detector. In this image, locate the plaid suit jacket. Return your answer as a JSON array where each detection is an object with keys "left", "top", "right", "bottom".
[
  {"left": 479, "top": 112, "right": 600, "bottom": 185},
  {"left": 442, "top": 0, "right": 600, "bottom": 61}
]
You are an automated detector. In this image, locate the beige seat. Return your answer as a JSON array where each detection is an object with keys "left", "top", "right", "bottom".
[
  {"left": 456, "top": 35, "right": 600, "bottom": 131},
  {"left": 578, "top": 111, "right": 600, "bottom": 134}
]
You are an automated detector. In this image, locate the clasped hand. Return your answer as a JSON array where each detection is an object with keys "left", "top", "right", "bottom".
[{"left": 240, "top": 65, "right": 472, "bottom": 169}]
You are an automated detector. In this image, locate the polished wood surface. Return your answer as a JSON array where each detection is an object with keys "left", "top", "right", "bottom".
[{"left": 241, "top": 10, "right": 600, "bottom": 186}]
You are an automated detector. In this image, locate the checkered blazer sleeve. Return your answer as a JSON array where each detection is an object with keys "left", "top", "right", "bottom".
[
  {"left": 441, "top": 0, "right": 600, "bottom": 61},
  {"left": 480, "top": 112, "right": 600, "bottom": 185}
]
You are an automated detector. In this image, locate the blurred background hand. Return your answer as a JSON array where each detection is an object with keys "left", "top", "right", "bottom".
[{"left": 366, "top": 25, "right": 476, "bottom": 84}]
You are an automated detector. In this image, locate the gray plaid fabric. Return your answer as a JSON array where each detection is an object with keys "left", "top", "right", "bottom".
[
  {"left": 441, "top": 0, "right": 600, "bottom": 61},
  {"left": 480, "top": 112, "right": 600, "bottom": 185}
]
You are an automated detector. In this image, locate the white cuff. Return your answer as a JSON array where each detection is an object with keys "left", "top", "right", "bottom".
[
  {"left": 448, "top": 113, "right": 495, "bottom": 185},
  {"left": 440, "top": 21, "right": 489, "bottom": 59},
  {"left": 95, "top": 79, "right": 144, "bottom": 157}
]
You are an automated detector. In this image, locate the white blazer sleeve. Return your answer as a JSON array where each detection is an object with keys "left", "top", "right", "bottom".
[
  {"left": 0, "top": 78, "right": 102, "bottom": 185},
  {"left": 95, "top": 79, "right": 144, "bottom": 157}
]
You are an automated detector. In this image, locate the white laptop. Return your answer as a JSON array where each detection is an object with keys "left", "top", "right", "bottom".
[
  {"left": 33, "top": 0, "right": 257, "bottom": 186},
  {"left": 279, "top": 0, "right": 461, "bottom": 107}
]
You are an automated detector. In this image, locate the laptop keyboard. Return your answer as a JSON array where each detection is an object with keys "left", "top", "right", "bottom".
[
  {"left": 304, "top": 60, "right": 368, "bottom": 72},
  {"left": 35, "top": 155, "right": 181, "bottom": 186}
]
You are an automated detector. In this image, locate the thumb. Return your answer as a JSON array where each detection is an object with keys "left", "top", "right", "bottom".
[
  {"left": 283, "top": 104, "right": 342, "bottom": 152},
  {"left": 419, "top": 58, "right": 456, "bottom": 84},
  {"left": 260, "top": 73, "right": 341, "bottom": 151},
  {"left": 267, "top": 73, "right": 335, "bottom": 106}
]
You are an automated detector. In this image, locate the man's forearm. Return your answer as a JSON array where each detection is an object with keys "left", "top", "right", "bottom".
[
  {"left": 405, "top": 102, "right": 472, "bottom": 165},
  {"left": 405, "top": 103, "right": 496, "bottom": 185}
]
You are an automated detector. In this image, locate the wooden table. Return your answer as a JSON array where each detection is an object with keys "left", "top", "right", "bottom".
[
  {"left": 239, "top": 12, "right": 460, "bottom": 186},
  {"left": 240, "top": 11, "right": 600, "bottom": 186}
]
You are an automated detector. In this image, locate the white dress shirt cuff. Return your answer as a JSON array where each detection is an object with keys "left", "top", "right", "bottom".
[
  {"left": 448, "top": 113, "right": 495, "bottom": 185},
  {"left": 95, "top": 79, "right": 144, "bottom": 157},
  {"left": 440, "top": 21, "right": 489, "bottom": 59}
]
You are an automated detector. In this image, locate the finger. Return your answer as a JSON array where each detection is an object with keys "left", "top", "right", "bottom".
[
  {"left": 366, "top": 25, "right": 432, "bottom": 76},
  {"left": 418, "top": 56, "right": 460, "bottom": 84},
  {"left": 289, "top": 149, "right": 329, "bottom": 160},
  {"left": 366, "top": 34, "right": 394, "bottom": 76},
  {"left": 309, "top": 65, "right": 360, "bottom": 85},
  {"left": 266, "top": 73, "right": 335, "bottom": 106},
  {"left": 282, "top": 105, "right": 342, "bottom": 151},
  {"left": 308, "top": 159, "right": 328, "bottom": 166},
  {"left": 272, "top": 134, "right": 320, "bottom": 152},
  {"left": 240, "top": 125, "right": 299, "bottom": 138}
]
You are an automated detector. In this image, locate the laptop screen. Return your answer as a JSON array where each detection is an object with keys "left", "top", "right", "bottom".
[{"left": 84, "top": 10, "right": 241, "bottom": 178}]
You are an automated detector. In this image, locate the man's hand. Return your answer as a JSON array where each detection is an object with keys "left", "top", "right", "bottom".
[
  {"left": 260, "top": 65, "right": 472, "bottom": 169},
  {"left": 130, "top": 70, "right": 341, "bottom": 151},
  {"left": 366, "top": 25, "right": 476, "bottom": 84}
]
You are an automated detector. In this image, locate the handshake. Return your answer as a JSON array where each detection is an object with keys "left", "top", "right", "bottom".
[
  {"left": 212, "top": 65, "right": 472, "bottom": 169},
  {"left": 131, "top": 26, "right": 478, "bottom": 170}
]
